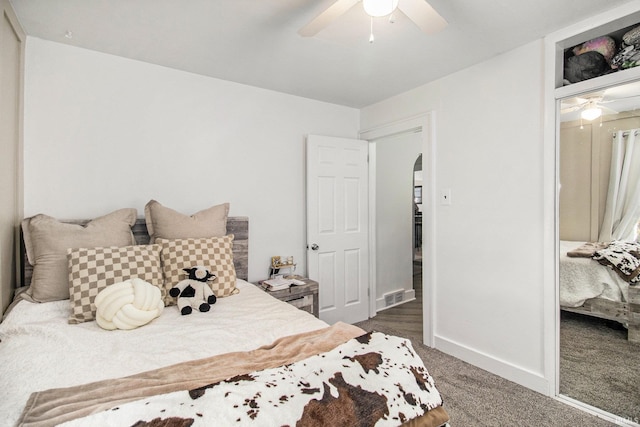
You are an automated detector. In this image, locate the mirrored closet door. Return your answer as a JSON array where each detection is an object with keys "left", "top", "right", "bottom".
[{"left": 558, "top": 80, "right": 640, "bottom": 423}]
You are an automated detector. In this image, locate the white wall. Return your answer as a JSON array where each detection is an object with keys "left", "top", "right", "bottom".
[
  {"left": 375, "top": 132, "right": 422, "bottom": 307},
  {"left": 362, "top": 40, "right": 548, "bottom": 393},
  {"left": 23, "top": 37, "right": 360, "bottom": 282}
]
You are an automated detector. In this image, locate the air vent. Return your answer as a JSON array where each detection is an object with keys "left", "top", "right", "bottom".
[
  {"left": 395, "top": 291, "right": 404, "bottom": 303},
  {"left": 384, "top": 294, "right": 395, "bottom": 306},
  {"left": 384, "top": 291, "right": 404, "bottom": 307}
]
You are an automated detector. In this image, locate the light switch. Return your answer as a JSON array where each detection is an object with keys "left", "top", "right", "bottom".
[{"left": 440, "top": 189, "right": 451, "bottom": 205}]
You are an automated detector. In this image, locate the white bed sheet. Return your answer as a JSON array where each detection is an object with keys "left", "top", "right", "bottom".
[
  {"left": 0, "top": 280, "right": 328, "bottom": 427},
  {"left": 559, "top": 240, "right": 630, "bottom": 307}
]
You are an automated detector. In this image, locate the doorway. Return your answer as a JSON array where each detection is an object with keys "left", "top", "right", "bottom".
[
  {"left": 360, "top": 112, "right": 435, "bottom": 346},
  {"left": 373, "top": 131, "right": 421, "bottom": 309},
  {"left": 413, "top": 155, "right": 423, "bottom": 306},
  {"left": 414, "top": 154, "right": 423, "bottom": 263},
  {"left": 365, "top": 133, "right": 423, "bottom": 336}
]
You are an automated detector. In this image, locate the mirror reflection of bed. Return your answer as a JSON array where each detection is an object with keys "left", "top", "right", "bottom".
[{"left": 559, "top": 80, "right": 640, "bottom": 421}]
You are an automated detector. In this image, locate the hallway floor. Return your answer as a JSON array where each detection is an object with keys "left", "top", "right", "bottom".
[{"left": 371, "top": 259, "right": 423, "bottom": 337}]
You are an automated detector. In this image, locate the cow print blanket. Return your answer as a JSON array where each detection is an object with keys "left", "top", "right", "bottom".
[
  {"left": 60, "top": 332, "right": 444, "bottom": 427},
  {"left": 593, "top": 240, "right": 640, "bottom": 284}
]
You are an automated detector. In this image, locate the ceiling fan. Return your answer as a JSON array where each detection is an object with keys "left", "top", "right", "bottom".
[
  {"left": 298, "top": 0, "right": 448, "bottom": 38},
  {"left": 560, "top": 81, "right": 640, "bottom": 121},
  {"left": 560, "top": 96, "right": 618, "bottom": 120}
]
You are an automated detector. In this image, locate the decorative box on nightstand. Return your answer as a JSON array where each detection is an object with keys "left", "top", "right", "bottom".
[{"left": 257, "top": 278, "right": 319, "bottom": 317}]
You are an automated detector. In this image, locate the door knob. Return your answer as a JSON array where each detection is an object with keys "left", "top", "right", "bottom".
[{"left": 310, "top": 243, "right": 319, "bottom": 251}]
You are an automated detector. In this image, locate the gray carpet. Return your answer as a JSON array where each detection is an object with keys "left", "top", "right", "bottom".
[
  {"left": 560, "top": 311, "right": 640, "bottom": 422},
  {"left": 353, "top": 318, "right": 616, "bottom": 426}
]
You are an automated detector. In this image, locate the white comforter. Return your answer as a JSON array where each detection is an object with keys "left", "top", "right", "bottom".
[
  {"left": 0, "top": 280, "right": 327, "bottom": 427},
  {"left": 559, "top": 240, "right": 630, "bottom": 307}
]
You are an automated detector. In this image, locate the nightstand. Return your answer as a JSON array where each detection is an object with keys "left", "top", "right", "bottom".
[{"left": 257, "top": 278, "right": 319, "bottom": 317}]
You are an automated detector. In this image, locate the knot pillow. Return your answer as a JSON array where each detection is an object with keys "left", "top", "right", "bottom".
[{"left": 95, "top": 278, "right": 164, "bottom": 330}]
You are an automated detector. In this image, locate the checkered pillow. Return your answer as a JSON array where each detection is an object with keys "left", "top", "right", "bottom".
[
  {"left": 158, "top": 235, "right": 238, "bottom": 305},
  {"left": 67, "top": 244, "right": 164, "bottom": 324}
]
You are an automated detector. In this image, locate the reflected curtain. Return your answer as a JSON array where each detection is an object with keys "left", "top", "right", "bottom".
[{"left": 599, "top": 129, "right": 640, "bottom": 242}]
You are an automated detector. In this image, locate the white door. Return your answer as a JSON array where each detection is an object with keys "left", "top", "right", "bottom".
[{"left": 306, "top": 135, "right": 369, "bottom": 325}]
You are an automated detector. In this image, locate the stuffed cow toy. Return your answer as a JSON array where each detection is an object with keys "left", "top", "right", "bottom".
[{"left": 169, "top": 266, "right": 218, "bottom": 315}]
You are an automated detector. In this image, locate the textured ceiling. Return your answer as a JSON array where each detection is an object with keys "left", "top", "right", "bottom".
[{"left": 10, "top": 0, "right": 639, "bottom": 107}]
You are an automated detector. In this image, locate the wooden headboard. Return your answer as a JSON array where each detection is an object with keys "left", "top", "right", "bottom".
[{"left": 20, "top": 216, "right": 249, "bottom": 289}]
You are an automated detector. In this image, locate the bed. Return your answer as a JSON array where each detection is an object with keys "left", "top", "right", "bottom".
[
  {"left": 559, "top": 240, "right": 640, "bottom": 343},
  {"left": 0, "top": 207, "right": 449, "bottom": 427}
]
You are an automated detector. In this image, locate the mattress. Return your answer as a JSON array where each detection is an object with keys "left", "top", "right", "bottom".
[{"left": 559, "top": 240, "right": 630, "bottom": 307}]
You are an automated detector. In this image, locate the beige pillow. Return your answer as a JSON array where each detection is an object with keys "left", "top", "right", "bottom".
[
  {"left": 158, "top": 235, "right": 238, "bottom": 305},
  {"left": 144, "top": 200, "right": 229, "bottom": 243},
  {"left": 21, "top": 209, "right": 137, "bottom": 302},
  {"left": 67, "top": 244, "right": 164, "bottom": 324}
]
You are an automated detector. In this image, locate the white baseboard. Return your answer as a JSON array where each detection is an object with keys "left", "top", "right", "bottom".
[
  {"left": 434, "top": 335, "right": 549, "bottom": 395},
  {"left": 376, "top": 288, "right": 416, "bottom": 312}
]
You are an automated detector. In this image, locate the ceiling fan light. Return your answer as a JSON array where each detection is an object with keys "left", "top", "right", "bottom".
[
  {"left": 581, "top": 107, "right": 602, "bottom": 121},
  {"left": 362, "top": 0, "right": 399, "bottom": 17}
]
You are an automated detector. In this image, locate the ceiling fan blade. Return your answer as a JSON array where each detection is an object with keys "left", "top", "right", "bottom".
[
  {"left": 560, "top": 105, "right": 581, "bottom": 114},
  {"left": 298, "top": 0, "right": 360, "bottom": 37},
  {"left": 560, "top": 97, "right": 588, "bottom": 113},
  {"left": 602, "top": 94, "right": 640, "bottom": 103},
  {"left": 398, "top": 0, "right": 448, "bottom": 35}
]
